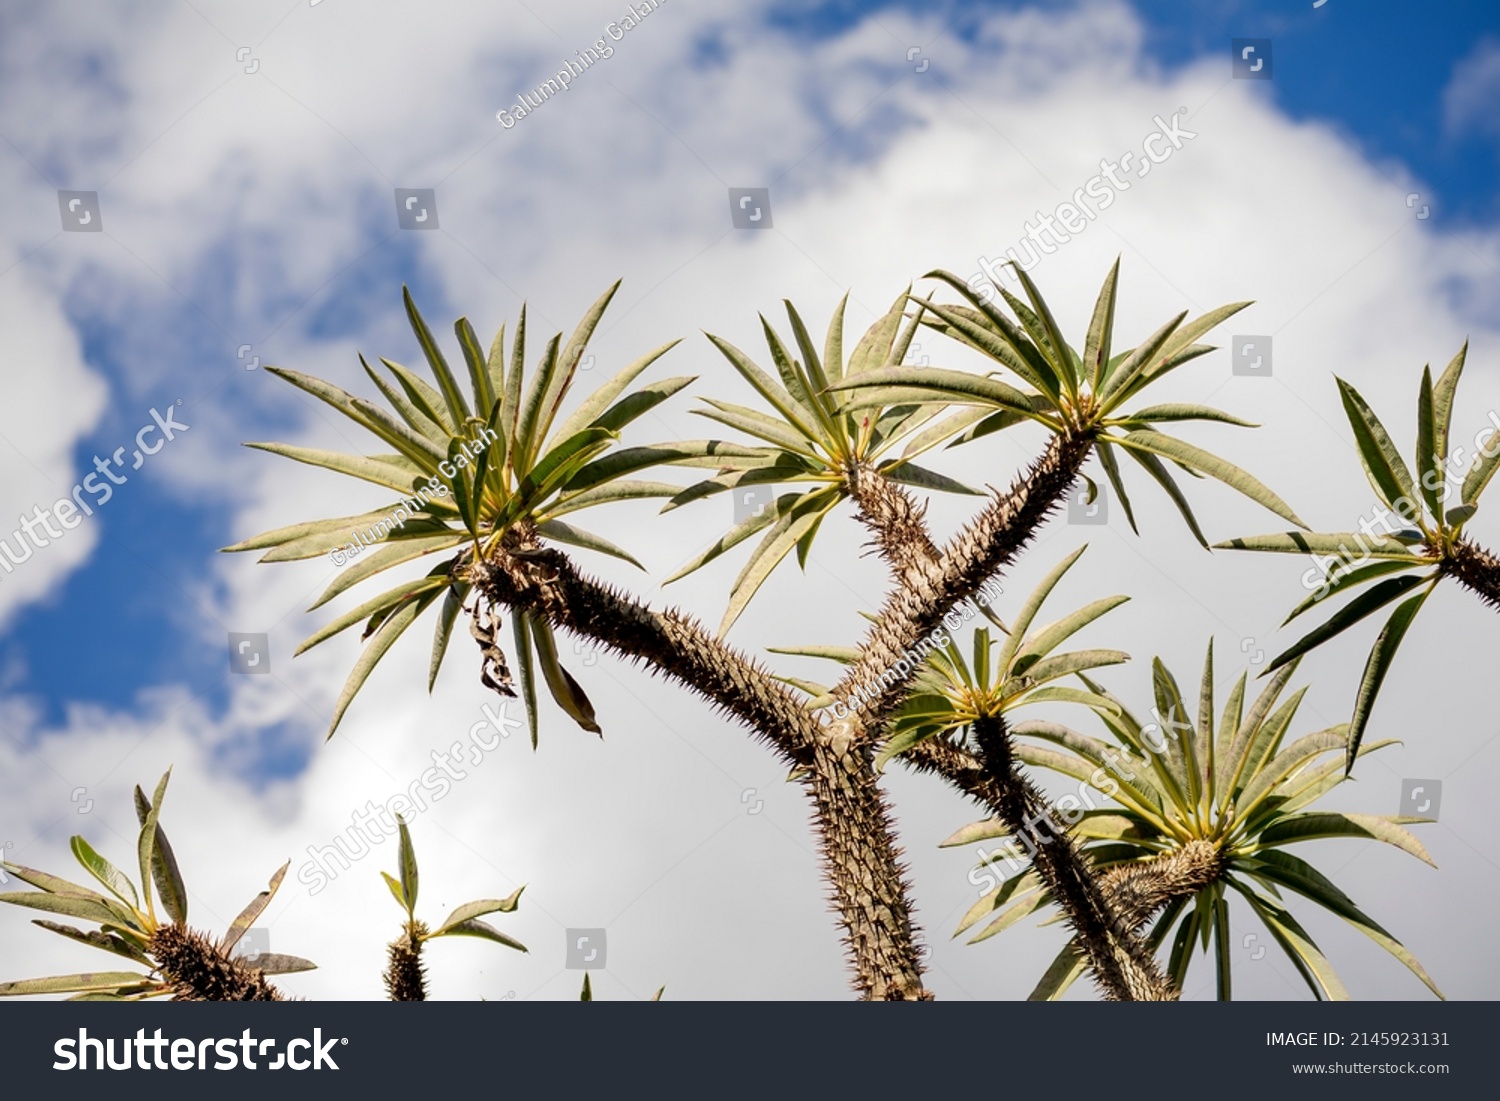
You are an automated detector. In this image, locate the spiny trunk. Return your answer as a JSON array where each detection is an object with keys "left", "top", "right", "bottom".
[
  {"left": 834, "top": 432, "right": 1092, "bottom": 729},
  {"left": 149, "top": 925, "right": 285, "bottom": 1001},
  {"left": 845, "top": 461, "right": 942, "bottom": 577},
  {"left": 1443, "top": 538, "right": 1500, "bottom": 611},
  {"left": 1099, "top": 840, "right": 1225, "bottom": 931},
  {"left": 969, "top": 713, "right": 1176, "bottom": 1001},
  {"left": 473, "top": 542, "right": 930, "bottom": 1000},
  {"left": 384, "top": 923, "right": 428, "bottom": 1001},
  {"left": 809, "top": 721, "right": 931, "bottom": 1000},
  {"left": 471, "top": 537, "right": 819, "bottom": 765}
]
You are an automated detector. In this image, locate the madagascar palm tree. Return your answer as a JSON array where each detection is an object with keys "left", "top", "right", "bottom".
[
  {"left": 946, "top": 645, "right": 1441, "bottom": 1000},
  {"left": 224, "top": 282, "right": 746, "bottom": 743},
  {"left": 380, "top": 817, "right": 525, "bottom": 1001},
  {"left": 0, "top": 772, "right": 314, "bottom": 1000},
  {"left": 1218, "top": 343, "right": 1500, "bottom": 767}
]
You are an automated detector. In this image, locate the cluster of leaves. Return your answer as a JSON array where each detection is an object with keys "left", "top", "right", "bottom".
[
  {"left": 664, "top": 290, "right": 983, "bottom": 635},
  {"left": 946, "top": 646, "right": 1441, "bottom": 1000},
  {"left": 1219, "top": 344, "right": 1489, "bottom": 768},
  {"left": 381, "top": 816, "right": 527, "bottom": 956},
  {"left": 0, "top": 771, "right": 312, "bottom": 999},
  {"left": 827, "top": 261, "right": 1305, "bottom": 544},
  {"left": 226, "top": 283, "right": 756, "bottom": 741}
]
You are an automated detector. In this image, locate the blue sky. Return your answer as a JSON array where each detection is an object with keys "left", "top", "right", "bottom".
[{"left": 3, "top": 0, "right": 1499, "bottom": 1001}]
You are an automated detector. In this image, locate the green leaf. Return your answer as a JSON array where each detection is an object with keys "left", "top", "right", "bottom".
[
  {"left": 1097, "top": 311, "right": 1187, "bottom": 407},
  {"left": 881, "top": 460, "right": 979, "bottom": 496},
  {"left": 132, "top": 780, "right": 188, "bottom": 926},
  {"left": 223, "top": 862, "right": 290, "bottom": 954},
  {"left": 298, "top": 572, "right": 451, "bottom": 656},
  {"left": 502, "top": 306, "right": 527, "bottom": 469},
  {"left": 1255, "top": 812, "right": 1434, "bottom": 867},
  {"left": 663, "top": 492, "right": 792, "bottom": 584},
  {"left": 1117, "top": 404, "right": 1257, "bottom": 428},
  {"left": 239, "top": 444, "right": 436, "bottom": 501},
  {"left": 0, "top": 862, "right": 107, "bottom": 902},
  {"left": 1027, "top": 944, "right": 1089, "bottom": 1002},
  {"left": 135, "top": 770, "right": 169, "bottom": 923},
  {"left": 549, "top": 480, "right": 685, "bottom": 518},
  {"left": 1124, "top": 446, "right": 1208, "bottom": 547},
  {"left": 1416, "top": 366, "right": 1441, "bottom": 518},
  {"left": 692, "top": 399, "right": 824, "bottom": 456},
  {"left": 1268, "top": 573, "right": 1428, "bottom": 672},
  {"left": 1336, "top": 378, "right": 1420, "bottom": 515},
  {"left": 350, "top": 397, "right": 448, "bottom": 473},
  {"left": 1081, "top": 257, "right": 1120, "bottom": 389},
  {"left": 1115, "top": 430, "right": 1305, "bottom": 528},
  {"left": 539, "top": 281, "right": 621, "bottom": 450},
  {"left": 1012, "top": 596, "right": 1129, "bottom": 675},
  {"left": 436, "top": 888, "right": 526, "bottom": 934},
  {"left": 428, "top": 582, "right": 470, "bottom": 692},
  {"left": 514, "top": 333, "right": 562, "bottom": 473},
  {"left": 1213, "top": 530, "right": 1420, "bottom": 561},
  {"left": 69, "top": 837, "right": 137, "bottom": 912},
  {"left": 404, "top": 287, "right": 471, "bottom": 427},
  {"left": 308, "top": 533, "right": 467, "bottom": 612},
  {"left": 1346, "top": 586, "right": 1433, "bottom": 770},
  {"left": 718, "top": 489, "right": 840, "bottom": 636},
  {"left": 908, "top": 287, "right": 1061, "bottom": 401},
  {"left": 995, "top": 545, "right": 1087, "bottom": 675},
  {"left": 1282, "top": 558, "right": 1423, "bottom": 625},
  {"left": 565, "top": 441, "right": 762, "bottom": 495},
  {"left": 580, "top": 973, "right": 593, "bottom": 1000},
  {"left": 1461, "top": 418, "right": 1500, "bottom": 504},
  {"left": 529, "top": 616, "right": 600, "bottom": 734},
  {"left": 535, "top": 519, "right": 644, "bottom": 570},
  {"left": 456, "top": 317, "right": 497, "bottom": 418},
  {"left": 0, "top": 972, "right": 151, "bottom": 998},
  {"left": 1433, "top": 341, "right": 1468, "bottom": 465},
  {"left": 397, "top": 817, "right": 419, "bottom": 915},
  {"left": 434, "top": 918, "right": 528, "bottom": 952},
  {"left": 704, "top": 332, "right": 821, "bottom": 442},
  {"left": 846, "top": 288, "right": 909, "bottom": 377},
  {"left": 376, "top": 357, "right": 455, "bottom": 436},
  {"left": 513, "top": 613, "right": 539, "bottom": 749},
  {"left": 31, "top": 920, "right": 151, "bottom": 965},
  {"left": 381, "top": 871, "right": 406, "bottom": 910},
  {"left": 327, "top": 586, "right": 444, "bottom": 738},
  {"left": 0, "top": 891, "right": 121, "bottom": 925},
  {"left": 1245, "top": 851, "right": 1441, "bottom": 997},
  {"left": 252, "top": 954, "right": 318, "bottom": 976},
  {"left": 1446, "top": 503, "right": 1477, "bottom": 528},
  {"left": 827, "top": 365, "right": 1039, "bottom": 417}
]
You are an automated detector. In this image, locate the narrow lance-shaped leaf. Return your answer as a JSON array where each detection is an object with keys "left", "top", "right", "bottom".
[
  {"left": 222, "top": 862, "right": 290, "bottom": 954},
  {"left": 1346, "top": 586, "right": 1433, "bottom": 771}
]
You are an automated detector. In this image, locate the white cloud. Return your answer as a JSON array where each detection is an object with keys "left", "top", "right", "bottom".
[
  {"left": 1445, "top": 37, "right": 1500, "bottom": 139},
  {"left": 2, "top": 0, "right": 1498, "bottom": 1001}
]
